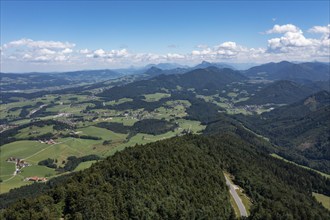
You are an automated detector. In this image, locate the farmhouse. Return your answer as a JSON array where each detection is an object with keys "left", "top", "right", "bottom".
[
  {"left": 6, "top": 157, "right": 30, "bottom": 168},
  {"left": 25, "top": 176, "right": 47, "bottom": 182}
]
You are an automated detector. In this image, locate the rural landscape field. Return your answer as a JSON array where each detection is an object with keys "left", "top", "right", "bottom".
[{"left": 0, "top": 1, "right": 329, "bottom": 219}]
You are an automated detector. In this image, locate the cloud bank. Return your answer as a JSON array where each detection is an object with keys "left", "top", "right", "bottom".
[{"left": 1, "top": 24, "right": 329, "bottom": 72}]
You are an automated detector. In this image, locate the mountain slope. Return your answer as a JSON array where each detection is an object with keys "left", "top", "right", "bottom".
[
  {"left": 236, "top": 91, "right": 330, "bottom": 173},
  {"left": 1, "top": 134, "right": 329, "bottom": 219},
  {"left": 244, "top": 61, "right": 330, "bottom": 82},
  {"left": 144, "top": 62, "right": 188, "bottom": 70},
  {"left": 193, "top": 61, "right": 234, "bottom": 70},
  {"left": 98, "top": 67, "right": 247, "bottom": 100},
  {"left": 239, "top": 80, "right": 316, "bottom": 105}
]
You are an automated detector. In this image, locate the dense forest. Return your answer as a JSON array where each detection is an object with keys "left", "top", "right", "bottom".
[
  {"left": 96, "top": 119, "right": 178, "bottom": 138},
  {"left": 234, "top": 91, "right": 330, "bottom": 173},
  {"left": 1, "top": 131, "right": 329, "bottom": 219}
]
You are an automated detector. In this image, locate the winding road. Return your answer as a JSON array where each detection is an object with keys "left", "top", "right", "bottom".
[{"left": 224, "top": 175, "right": 248, "bottom": 217}]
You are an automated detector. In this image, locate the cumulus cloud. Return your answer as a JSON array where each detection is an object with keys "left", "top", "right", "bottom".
[
  {"left": 189, "top": 24, "right": 329, "bottom": 63},
  {"left": 191, "top": 41, "right": 250, "bottom": 61},
  {"left": 79, "top": 49, "right": 90, "bottom": 54},
  {"left": 3, "top": 38, "right": 75, "bottom": 49},
  {"left": 166, "top": 53, "right": 185, "bottom": 59},
  {"left": 266, "top": 24, "right": 329, "bottom": 59},
  {"left": 1, "top": 38, "right": 76, "bottom": 64},
  {"left": 1, "top": 24, "right": 329, "bottom": 72},
  {"left": 61, "top": 48, "right": 73, "bottom": 54},
  {"left": 308, "top": 25, "right": 330, "bottom": 35},
  {"left": 93, "top": 49, "right": 106, "bottom": 58},
  {"left": 266, "top": 24, "right": 300, "bottom": 34}
]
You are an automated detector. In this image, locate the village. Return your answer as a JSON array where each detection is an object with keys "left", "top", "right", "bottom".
[{"left": 6, "top": 157, "right": 47, "bottom": 182}]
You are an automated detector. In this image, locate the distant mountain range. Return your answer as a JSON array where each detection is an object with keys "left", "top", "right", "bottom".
[
  {"left": 192, "top": 61, "right": 234, "bottom": 70},
  {"left": 144, "top": 62, "right": 189, "bottom": 70},
  {"left": 2, "top": 60, "right": 329, "bottom": 92},
  {"left": 0, "top": 69, "right": 123, "bottom": 91}
]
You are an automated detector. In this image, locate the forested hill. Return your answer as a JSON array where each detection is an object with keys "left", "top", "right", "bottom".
[
  {"left": 244, "top": 61, "right": 330, "bottom": 82},
  {"left": 1, "top": 133, "right": 329, "bottom": 219},
  {"left": 98, "top": 67, "right": 247, "bottom": 100},
  {"left": 235, "top": 91, "right": 330, "bottom": 173},
  {"left": 238, "top": 80, "right": 316, "bottom": 105}
]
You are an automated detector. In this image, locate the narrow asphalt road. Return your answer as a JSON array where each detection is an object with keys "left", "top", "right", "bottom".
[{"left": 225, "top": 175, "right": 248, "bottom": 217}]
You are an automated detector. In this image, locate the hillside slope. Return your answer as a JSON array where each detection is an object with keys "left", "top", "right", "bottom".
[
  {"left": 98, "top": 67, "right": 247, "bottom": 100},
  {"left": 239, "top": 80, "right": 316, "bottom": 105},
  {"left": 236, "top": 91, "right": 330, "bottom": 173},
  {"left": 1, "top": 133, "right": 329, "bottom": 219},
  {"left": 244, "top": 61, "right": 329, "bottom": 82}
]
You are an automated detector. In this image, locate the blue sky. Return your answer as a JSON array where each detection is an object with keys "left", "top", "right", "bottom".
[{"left": 1, "top": 1, "right": 329, "bottom": 72}]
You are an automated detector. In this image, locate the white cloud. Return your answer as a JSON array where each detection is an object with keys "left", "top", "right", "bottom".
[
  {"left": 38, "top": 48, "right": 56, "bottom": 55},
  {"left": 1, "top": 24, "right": 329, "bottom": 72},
  {"left": 267, "top": 31, "right": 313, "bottom": 51},
  {"left": 308, "top": 25, "right": 330, "bottom": 35},
  {"left": 79, "top": 49, "right": 90, "bottom": 54},
  {"left": 189, "top": 24, "right": 329, "bottom": 63},
  {"left": 191, "top": 41, "right": 249, "bottom": 60},
  {"left": 266, "top": 24, "right": 300, "bottom": 34},
  {"left": 166, "top": 53, "right": 185, "bottom": 59},
  {"left": 266, "top": 24, "right": 329, "bottom": 59},
  {"left": 93, "top": 49, "right": 106, "bottom": 58},
  {"left": 61, "top": 48, "right": 73, "bottom": 54},
  {"left": 4, "top": 38, "right": 75, "bottom": 49}
]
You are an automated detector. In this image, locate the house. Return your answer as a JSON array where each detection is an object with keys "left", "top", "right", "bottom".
[{"left": 25, "top": 176, "right": 47, "bottom": 182}]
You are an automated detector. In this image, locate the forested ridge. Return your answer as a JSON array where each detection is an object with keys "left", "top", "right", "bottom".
[
  {"left": 235, "top": 91, "right": 330, "bottom": 173},
  {"left": 1, "top": 132, "right": 329, "bottom": 219}
]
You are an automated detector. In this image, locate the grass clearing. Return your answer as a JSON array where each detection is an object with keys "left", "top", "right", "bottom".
[
  {"left": 143, "top": 93, "right": 171, "bottom": 102},
  {"left": 20, "top": 165, "right": 56, "bottom": 178},
  {"left": 227, "top": 92, "right": 238, "bottom": 98},
  {"left": 105, "top": 98, "right": 133, "bottom": 106},
  {"left": 313, "top": 192, "right": 330, "bottom": 210},
  {"left": 15, "top": 125, "right": 54, "bottom": 139},
  {"left": 74, "top": 160, "right": 98, "bottom": 171},
  {"left": 0, "top": 175, "right": 33, "bottom": 194},
  {"left": 271, "top": 154, "right": 330, "bottom": 179},
  {"left": 78, "top": 126, "right": 127, "bottom": 141}
]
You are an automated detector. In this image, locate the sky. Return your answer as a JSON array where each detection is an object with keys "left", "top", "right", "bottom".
[{"left": 0, "top": 0, "right": 329, "bottom": 72}]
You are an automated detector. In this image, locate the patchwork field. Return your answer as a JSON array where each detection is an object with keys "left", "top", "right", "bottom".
[{"left": 0, "top": 91, "right": 208, "bottom": 193}]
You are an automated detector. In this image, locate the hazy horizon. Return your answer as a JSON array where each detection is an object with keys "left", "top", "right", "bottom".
[{"left": 1, "top": 1, "right": 329, "bottom": 72}]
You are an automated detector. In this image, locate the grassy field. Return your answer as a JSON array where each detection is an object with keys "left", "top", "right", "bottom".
[
  {"left": 14, "top": 125, "right": 55, "bottom": 139},
  {"left": 74, "top": 160, "right": 98, "bottom": 172},
  {"left": 143, "top": 93, "right": 170, "bottom": 102},
  {"left": 0, "top": 175, "right": 33, "bottom": 194},
  {"left": 105, "top": 98, "right": 133, "bottom": 106},
  {"left": 0, "top": 140, "right": 59, "bottom": 193},
  {"left": 78, "top": 126, "right": 127, "bottom": 140},
  {"left": 271, "top": 154, "right": 330, "bottom": 179},
  {"left": 0, "top": 93, "right": 206, "bottom": 193},
  {"left": 313, "top": 192, "right": 330, "bottom": 210}
]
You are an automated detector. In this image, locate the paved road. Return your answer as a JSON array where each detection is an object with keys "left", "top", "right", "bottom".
[{"left": 225, "top": 176, "right": 248, "bottom": 217}]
